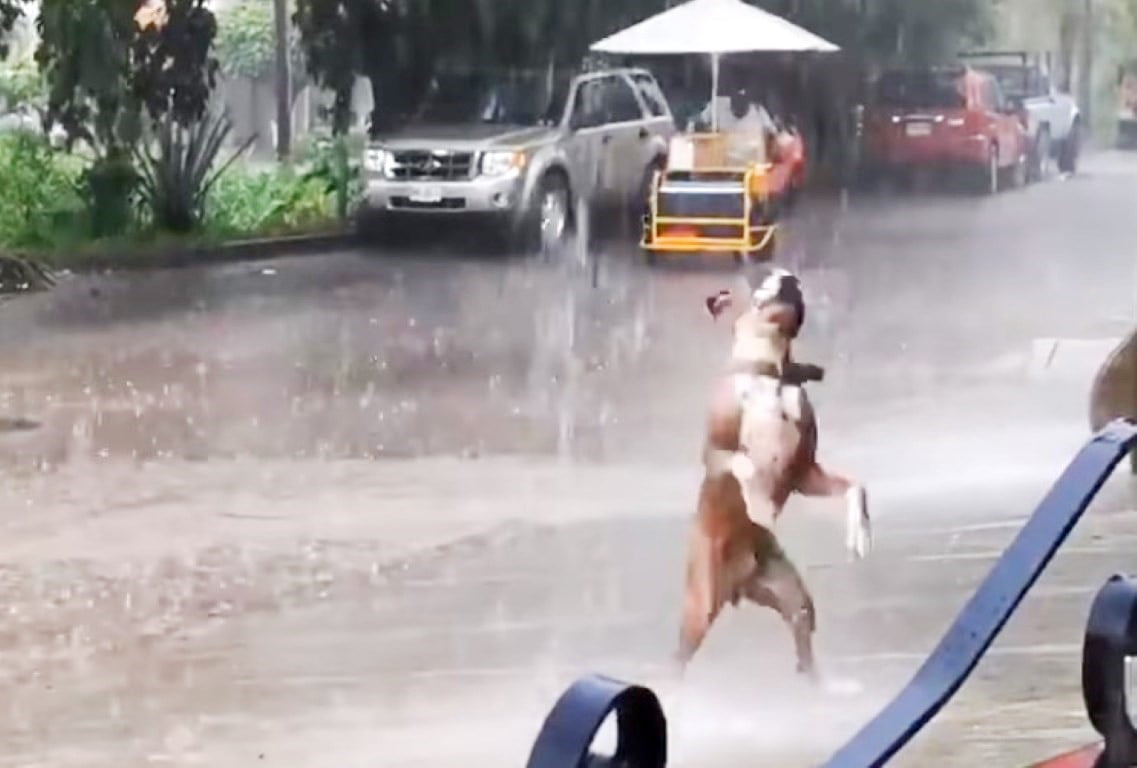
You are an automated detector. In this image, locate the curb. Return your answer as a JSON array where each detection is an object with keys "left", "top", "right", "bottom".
[{"left": 47, "top": 227, "right": 364, "bottom": 274}]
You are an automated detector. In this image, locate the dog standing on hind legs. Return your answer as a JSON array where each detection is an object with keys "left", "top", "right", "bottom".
[{"left": 677, "top": 268, "right": 871, "bottom": 682}]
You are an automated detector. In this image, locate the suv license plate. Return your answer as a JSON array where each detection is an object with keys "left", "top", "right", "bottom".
[
  {"left": 905, "top": 122, "right": 932, "bottom": 137},
  {"left": 409, "top": 186, "right": 443, "bottom": 203}
]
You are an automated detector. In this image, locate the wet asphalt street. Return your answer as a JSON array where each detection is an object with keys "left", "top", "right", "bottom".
[{"left": 2, "top": 153, "right": 1137, "bottom": 767}]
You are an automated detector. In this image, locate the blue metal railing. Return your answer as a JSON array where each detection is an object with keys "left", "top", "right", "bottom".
[{"left": 525, "top": 420, "right": 1137, "bottom": 768}]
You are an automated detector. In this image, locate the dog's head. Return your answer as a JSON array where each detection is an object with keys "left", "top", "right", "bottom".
[{"left": 706, "top": 268, "right": 806, "bottom": 339}]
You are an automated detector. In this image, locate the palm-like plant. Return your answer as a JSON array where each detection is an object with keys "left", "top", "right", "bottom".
[{"left": 134, "top": 110, "right": 254, "bottom": 232}]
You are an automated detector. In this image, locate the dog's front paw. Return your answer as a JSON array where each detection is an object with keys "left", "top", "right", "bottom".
[
  {"left": 851, "top": 517, "right": 871, "bottom": 560},
  {"left": 845, "top": 486, "right": 871, "bottom": 560},
  {"left": 706, "top": 290, "right": 732, "bottom": 320}
]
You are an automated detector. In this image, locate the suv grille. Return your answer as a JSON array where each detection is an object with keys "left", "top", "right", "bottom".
[{"left": 390, "top": 150, "right": 475, "bottom": 181}]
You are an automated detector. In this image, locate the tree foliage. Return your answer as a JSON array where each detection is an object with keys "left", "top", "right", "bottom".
[
  {"left": 217, "top": 0, "right": 305, "bottom": 81},
  {"left": 132, "top": 0, "right": 219, "bottom": 125},
  {"left": 0, "top": 0, "right": 25, "bottom": 60},
  {"left": 36, "top": 0, "right": 219, "bottom": 153},
  {"left": 756, "top": 0, "right": 996, "bottom": 66},
  {"left": 293, "top": 0, "right": 998, "bottom": 136},
  {"left": 1107, "top": 0, "right": 1137, "bottom": 55},
  {"left": 217, "top": 0, "right": 274, "bottom": 79},
  {"left": 292, "top": 0, "right": 375, "bottom": 134},
  {"left": 33, "top": 0, "right": 221, "bottom": 236}
]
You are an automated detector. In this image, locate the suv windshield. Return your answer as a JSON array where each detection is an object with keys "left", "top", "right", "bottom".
[
  {"left": 876, "top": 70, "right": 967, "bottom": 109},
  {"left": 414, "top": 71, "right": 571, "bottom": 127}
]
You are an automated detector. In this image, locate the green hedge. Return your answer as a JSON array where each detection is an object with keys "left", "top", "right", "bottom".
[{"left": 0, "top": 131, "right": 348, "bottom": 263}]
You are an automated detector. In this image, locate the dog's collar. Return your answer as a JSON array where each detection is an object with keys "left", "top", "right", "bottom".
[{"left": 728, "top": 358, "right": 783, "bottom": 378}]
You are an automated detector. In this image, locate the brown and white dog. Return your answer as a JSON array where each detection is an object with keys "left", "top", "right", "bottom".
[{"left": 678, "top": 268, "right": 871, "bottom": 679}]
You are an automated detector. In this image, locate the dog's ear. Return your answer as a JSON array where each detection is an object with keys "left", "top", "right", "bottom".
[{"left": 706, "top": 290, "right": 732, "bottom": 320}]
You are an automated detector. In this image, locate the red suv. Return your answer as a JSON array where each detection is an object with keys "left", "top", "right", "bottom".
[{"left": 864, "top": 66, "right": 1029, "bottom": 193}]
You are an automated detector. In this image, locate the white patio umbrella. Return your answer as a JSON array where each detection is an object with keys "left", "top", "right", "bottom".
[{"left": 590, "top": 0, "right": 838, "bottom": 130}]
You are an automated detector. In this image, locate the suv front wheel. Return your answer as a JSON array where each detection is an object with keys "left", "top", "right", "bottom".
[{"left": 519, "top": 171, "right": 573, "bottom": 258}]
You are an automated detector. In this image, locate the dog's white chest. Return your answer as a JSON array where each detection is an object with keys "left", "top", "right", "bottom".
[{"left": 732, "top": 374, "right": 804, "bottom": 423}]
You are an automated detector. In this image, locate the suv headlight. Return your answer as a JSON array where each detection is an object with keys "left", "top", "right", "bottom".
[
  {"left": 480, "top": 150, "right": 526, "bottom": 177},
  {"left": 363, "top": 147, "right": 393, "bottom": 176}
]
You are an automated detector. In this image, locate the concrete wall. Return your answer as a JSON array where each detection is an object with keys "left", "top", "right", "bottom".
[{"left": 217, "top": 74, "right": 374, "bottom": 158}]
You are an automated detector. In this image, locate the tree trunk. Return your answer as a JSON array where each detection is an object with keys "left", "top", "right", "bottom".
[
  {"left": 1078, "top": 0, "right": 1093, "bottom": 127},
  {"left": 273, "top": 0, "right": 292, "bottom": 161},
  {"left": 1059, "top": 10, "right": 1078, "bottom": 93}
]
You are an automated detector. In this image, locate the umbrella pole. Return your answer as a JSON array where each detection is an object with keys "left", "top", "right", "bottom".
[{"left": 710, "top": 52, "right": 720, "bottom": 132}]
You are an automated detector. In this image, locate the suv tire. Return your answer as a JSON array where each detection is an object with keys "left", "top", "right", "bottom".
[
  {"left": 524, "top": 171, "right": 573, "bottom": 259},
  {"left": 976, "top": 144, "right": 999, "bottom": 195}
]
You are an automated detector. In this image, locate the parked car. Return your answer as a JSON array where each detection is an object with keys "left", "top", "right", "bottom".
[
  {"left": 359, "top": 67, "right": 676, "bottom": 255},
  {"left": 960, "top": 51, "right": 1081, "bottom": 178},
  {"left": 863, "top": 65, "right": 1029, "bottom": 194}
]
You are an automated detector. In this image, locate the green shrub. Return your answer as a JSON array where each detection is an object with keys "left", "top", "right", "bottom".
[
  {"left": 83, "top": 149, "right": 137, "bottom": 238},
  {"left": 0, "top": 132, "right": 85, "bottom": 249},
  {"left": 0, "top": 54, "right": 45, "bottom": 113},
  {"left": 206, "top": 163, "right": 337, "bottom": 236},
  {"left": 302, "top": 135, "right": 362, "bottom": 220},
  {"left": 293, "top": 130, "right": 366, "bottom": 165},
  {"left": 0, "top": 128, "right": 341, "bottom": 264}
]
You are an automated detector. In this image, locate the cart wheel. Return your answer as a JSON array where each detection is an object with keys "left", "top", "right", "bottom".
[{"left": 636, "top": 160, "right": 664, "bottom": 227}]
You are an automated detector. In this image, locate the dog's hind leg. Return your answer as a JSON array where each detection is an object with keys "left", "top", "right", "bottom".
[
  {"left": 743, "top": 528, "right": 817, "bottom": 679},
  {"left": 796, "top": 463, "right": 872, "bottom": 560},
  {"left": 677, "top": 531, "right": 725, "bottom": 671}
]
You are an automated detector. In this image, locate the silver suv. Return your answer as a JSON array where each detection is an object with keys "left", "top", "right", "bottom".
[{"left": 360, "top": 67, "right": 676, "bottom": 253}]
